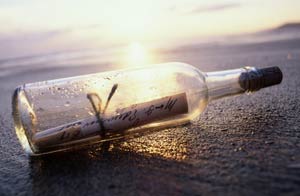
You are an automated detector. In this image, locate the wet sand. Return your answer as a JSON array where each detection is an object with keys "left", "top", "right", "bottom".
[{"left": 0, "top": 39, "right": 300, "bottom": 195}]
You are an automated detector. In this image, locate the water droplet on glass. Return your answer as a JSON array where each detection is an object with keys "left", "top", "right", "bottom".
[{"left": 64, "top": 101, "right": 70, "bottom": 107}]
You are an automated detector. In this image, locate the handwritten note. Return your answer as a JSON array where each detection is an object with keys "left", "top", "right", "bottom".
[{"left": 33, "top": 93, "right": 188, "bottom": 148}]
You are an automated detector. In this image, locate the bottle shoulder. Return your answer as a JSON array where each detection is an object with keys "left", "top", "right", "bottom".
[{"left": 161, "top": 62, "right": 206, "bottom": 79}]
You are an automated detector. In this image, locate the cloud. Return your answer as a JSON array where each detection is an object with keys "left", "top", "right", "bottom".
[{"left": 187, "top": 3, "right": 241, "bottom": 14}]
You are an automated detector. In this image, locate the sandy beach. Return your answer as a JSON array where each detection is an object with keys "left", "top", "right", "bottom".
[{"left": 0, "top": 38, "right": 300, "bottom": 195}]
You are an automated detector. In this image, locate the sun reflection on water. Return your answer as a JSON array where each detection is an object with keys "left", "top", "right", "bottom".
[{"left": 118, "top": 42, "right": 159, "bottom": 69}]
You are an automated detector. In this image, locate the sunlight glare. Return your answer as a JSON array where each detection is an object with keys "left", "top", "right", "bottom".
[{"left": 127, "top": 42, "right": 151, "bottom": 66}]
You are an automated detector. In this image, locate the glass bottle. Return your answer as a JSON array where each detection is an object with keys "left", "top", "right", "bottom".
[{"left": 12, "top": 62, "right": 282, "bottom": 155}]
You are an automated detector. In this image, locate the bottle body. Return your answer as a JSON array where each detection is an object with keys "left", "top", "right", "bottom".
[
  {"left": 13, "top": 63, "right": 209, "bottom": 155},
  {"left": 13, "top": 62, "right": 282, "bottom": 155}
]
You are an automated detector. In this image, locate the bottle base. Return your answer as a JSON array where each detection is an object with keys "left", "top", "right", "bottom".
[{"left": 12, "top": 86, "right": 34, "bottom": 155}]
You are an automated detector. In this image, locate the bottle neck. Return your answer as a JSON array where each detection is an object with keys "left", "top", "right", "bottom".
[
  {"left": 205, "top": 67, "right": 277, "bottom": 101},
  {"left": 205, "top": 68, "right": 246, "bottom": 101}
]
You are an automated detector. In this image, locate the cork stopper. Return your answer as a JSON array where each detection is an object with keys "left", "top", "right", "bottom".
[
  {"left": 239, "top": 66, "right": 283, "bottom": 91},
  {"left": 258, "top": 66, "right": 283, "bottom": 88}
]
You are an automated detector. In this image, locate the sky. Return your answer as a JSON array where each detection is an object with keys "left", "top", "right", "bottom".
[{"left": 0, "top": 0, "right": 299, "bottom": 59}]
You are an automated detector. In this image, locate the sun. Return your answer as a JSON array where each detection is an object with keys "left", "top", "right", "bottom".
[
  {"left": 129, "top": 42, "right": 146, "bottom": 64},
  {"left": 127, "top": 42, "right": 151, "bottom": 66}
]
